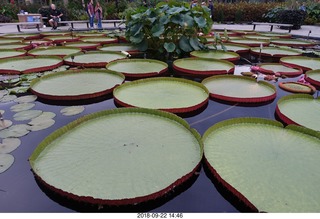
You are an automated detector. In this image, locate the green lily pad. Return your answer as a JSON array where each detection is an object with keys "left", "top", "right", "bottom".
[
  {"left": 0, "top": 49, "right": 26, "bottom": 59},
  {"left": 270, "top": 39, "right": 316, "bottom": 47},
  {"left": 0, "top": 95, "right": 17, "bottom": 102},
  {"left": 13, "top": 110, "right": 43, "bottom": 121},
  {"left": 0, "top": 154, "right": 14, "bottom": 174},
  {"left": 276, "top": 94, "right": 320, "bottom": 131},
  {"left": 202, "top": 75, "right": 276, "bottom": 103},
  {"left": 0, "top": 138, "right": 21, "bottom": 154},
  {"left": 14, "top": 95, "right": 38, "bottom": 103},
  {"left": 257, "top": 63, "right": 302, "bottom": 77},
  {"left": 99, "top": 43, "right": 138, "bottom": 52},
  {"left": 0, "top": 120, "right": 13, "bottom": 131},
  {"left": 28, "top": 119, "right": 55, "bottom": 131},
  {"left": 250, "top": 47, "right": 301, "bottom": 58},
  {"left": 28, "top": 46, "right": 81, "bottom": 57},
  {"left": 60, "top": 106, "right": 85, "bottom": 116},
  {"left": 29, "top": 108, "right": 202, "bottom": 205},
  {"left": 280, "top": 56, "right": 320, "bottom": 71},
  {"left": 0, "top": 124, "right": 30, "bottom": 138},
  {"left": 10, "top": 103, "right": 35, "bottom": 112},
  {"left": 203, "top": 118, "right": 320, "bottom": 212},
  {"left": 113, "top": 77, "right": 209, "bottom": 113},
  {"left": 305, "top": 69, "right": 320, "bottom": 87},
  {"left": 190, "top": 50, "right": 240, "bottom": 62},
  {"left": 30, "top": 69, "right": 124, "bottom": 101}
]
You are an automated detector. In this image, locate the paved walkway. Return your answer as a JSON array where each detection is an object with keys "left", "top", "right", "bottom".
[{"left": 0, "top": 22, "right": 320, "bottom": 39}]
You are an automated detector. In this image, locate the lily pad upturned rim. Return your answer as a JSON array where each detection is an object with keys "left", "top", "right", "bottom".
[
  {"left": 2, "top": 33, "right": 41, "bottom": 40},
  {"left": 106, "top": 58, "right": 168, "bottom": 79},
  {"left": 202, "top": 75, "right": 277, "bottom": 103},
  {"left": 202, "top": 117, "right": 320, "bottom": 212},
  {"left": 280, "top": 56, "right": 320, "bottom": 71},
  {"left": 113, "top": 77, "right": 209, "bottom": 113},
  {"left": 173, "top": 58, "right": 235, "bottom": 76},
  {"left": 258, "top": 32, "right": 292, "bottom": 39},
  {"left": 63, "top": 51, "right": 127, "bottom": 68},
  {"left": 270, "top": 39, "right": 316, "bottom": 47},
  {"left": 257, "top": 63, "right": 303, "bottom": 77},
  {"left": 43, "top": 36, "right": 80, "bottom": 43},
  {"left": 0, "top": 56, "right": 63, "bottom": 74},
  {"left": 250, "top": 47, "right": 302, "bottom": 58},
  {"left": 29, "top": 107, "right": 203, "bottom": 206},
  {"left": 190, "top": 50, "right": 240, "bottom": 63},
  {"left": 80, "top": 36, "right": 118, "bottom": 45},
  {"left": 30, "top": 69, "right": 125, "bottom": 101},
  {"left": 305, "top": 69, "right": 320, "bottom": 87},
  {"left": 0, "top": 49, "right": 27, "bottom": 59},
  {"left": 40, "top": 32, "right": 71, "bottom": 37},
  {"left": 275, "top": 94, "right": 319, "bottom": 127},
  {"left": 27, "top": 46, "right": 82, "bottom": 58},
  {"left": 207, "top": 42, "right": 251, "bottom": 53},
  {"left": 278, "top": 82, "right": 316, "bottom": 94}
]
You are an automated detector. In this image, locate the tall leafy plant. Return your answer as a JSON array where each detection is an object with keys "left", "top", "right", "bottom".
[{"left": 125, "top": 1, "right": 213, "bottom": 59}]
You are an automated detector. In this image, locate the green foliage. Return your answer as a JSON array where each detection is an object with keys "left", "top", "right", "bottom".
[
  {"left": 125, "top": 1, "right": 213, "bottom": 59},
  {"left": 213, "top": 2, "right": 279, "bottom": 23},
  {"left": 0, "top": 2, "right": 19, "bottom": 21},
  {"left": 263, "top": 7, "right": 284, "bottom": 23}
]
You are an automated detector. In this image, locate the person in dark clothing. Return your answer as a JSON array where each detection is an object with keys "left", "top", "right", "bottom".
[
  {"left": 208, "top": 0, "right": 214, "bottom": 21},
  {"left": 49, "top": 4, "right": 63, "bottom": 30}
]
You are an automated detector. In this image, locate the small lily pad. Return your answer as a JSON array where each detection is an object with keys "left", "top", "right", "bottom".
[
  {"left": 28, "top": 119, "right": 55, "bottom": 131},
  {"left": 10, "top": 103, "right": 35, "bottom": 112},
  {"left": 0, "top": 95, "right": 17, "bottom": 103},
  {"left": 0, "top": 120, "right": 13, "bottom": 131},
  {"left": 0, "top": 138, "right": 21, "bottom": 154},
  {"left": 13, "top": 110, "right": 43, "bottom": 121},
  {"left": 60, "top": 106, "right": 85, "bottom": 116},
  {"left": 31, "top": 112, "right": 56, "bottom": 122},
  {"left": 14, "top": 95, "right": 37, "bottom": 103},
  {"left": 0, "top": 154, "right": 14, "bottom": 174},
  {"left": 0, "top": 124, "right": 30, "bottom": 138},
  {"left": 0, "top": 110, "right": 5, "bottom": 115}
]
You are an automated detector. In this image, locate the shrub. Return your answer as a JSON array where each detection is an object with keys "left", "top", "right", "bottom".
[
  {"left": 0, "top": 2, "right": 19, "bottom": 21},
  {"left": 213, "top": 2, "right": 279, "bottom": 23},
  {"left": 277, "top": 9, "right": 305, "bottom": 29},
  {"left": 125, "top": 1, "right": 213, "bottom": 59}
]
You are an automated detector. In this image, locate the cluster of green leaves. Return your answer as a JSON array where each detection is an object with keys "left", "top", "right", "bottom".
[
  {"left": 125, "top": 1, "right": 213, "bottom": 58},
  {"left": 0, "top": 2, "right": 19, "bottom": 21}
]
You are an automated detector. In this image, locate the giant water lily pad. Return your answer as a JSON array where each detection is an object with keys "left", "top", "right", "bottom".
[
  {"left": 243, "top": 35, "right": 277, "bottom": 41},
  {"left": 276, "top": 94, "right": 320, "bottom": 131},
  {"left": 258, "top": 32, "right": 292, "bottom": 38},
  {"left": 0, "top": 154, "right": 14, "bottom": 174},
  {"left": 270, "top": 39, "right": 316, "bottom": 47},
  {"left": 203, "top": 117, "right": 320, "bottom": 212},
  {"left": 257, "top": 63, "right": 303, "bottom": 77},
  {"left": 64, "top": 42, "right": 100, "bottom": 50},
  {"left": 278, "top": 82, "right": 316, "bottom": 94},
  {"left": 0, "top": 39, "right": 22, "bottom": 45},
  {"left": 29, "top": 108, "right": 203, "bottom": 206},
  {"left": 64, "top": 51, "right": 126, "bottom": 67},
  {"left": 99, "top": 43, "right": 139, "bottom": 53},
  {"left": 227, "top": 39, "right": 269, "bottom": 47},
  {"left": 30, "top": 69, "right": 124, "bottom": 101},
  {"left": 250, "top": 47, "right": 301, "bottom": 58},
  {"left": 106, "top": 59, "right": 168, "bottom": 79},
  {"left": 28, "top": 46, "right": 81, "bottom": 58},
  {"left": 190, "top": 50, "right": 240, "bottom": 63},
  {"left": 0, "top": 56, "right": 63, "bottom": 74},
  {"left": 43, "top": 35, "right": 79, "bottom": 43},
  {"left": 280, "top": 56, "right": 320, "bottom": 71},
  {"left": 305, "top": 69, "right": 320, "bottom": 88},
  {"left": 202, "top": 75, "right": 276, "bottom": 103},
  {"left": 75, "top": 32, "right": 106, "bottom": 38},
  {"left": 0, "top": 49, "right": 26, "bottom": 59},
  {"left": 81, "top": 37, "right": 118, "bottom": 45},
  {"left": 0, "top": 43, "right": 32, "bottom": 50},
  {"left": 113, "top": 77, "right": 209, "bottom": 113},
  {"left": 0, "top": 138, "right": 21, "bottom": 154},
  {"left": 173, "top": 58, "right": 234, "bottom": 77},
  {"left": 2, "top": 33, "right": 41, "bottom": 40},
  {"left": 208, "top": 43, "right": 250, "bottom": 54}
]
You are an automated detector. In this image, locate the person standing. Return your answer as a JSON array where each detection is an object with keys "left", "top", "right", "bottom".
[
  {"left": 48, "top": 4, "right": 63, "bottom": 30},
  {"left": 87, "top": 0, "right": 94, "bottom": 29},
  {"left": 208, "top": 0, "right": 214, "bottom": 21},
  {"left": 95, "top": 1, "right": 103, "bottom": 29}
]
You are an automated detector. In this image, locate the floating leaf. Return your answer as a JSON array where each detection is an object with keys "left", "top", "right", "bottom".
[
  {"left": 0, "top": 138, "right": 21, "bottom": 154},
  {"left": 31, "top": 112, "right": 56, "bottom": 122},
  {"left": 0, "top": 95, "right": 17, "bottom": 103},
  {"left": 28, "top": 119, "right": 55, "bottom": 131},
  {"left": 14, "top": 95, "right": 37, "bottom": 103},
  {"left": 0, "top": 120, "right": 13, "bottom": 131},
  {"left": 10, "top": 103, "right": 35, "bottom": 112},
  {"left": 0, "top": 154, "right": 14, "bottom": 174},
  {"left": 13, "top": 110, "right": 43, "bottom": 121},
  {"left": 60, "top": 106, "right": 85, "bottom": 116},
  {"left": 0, "top": 124, "right": 30, "bottom": 138}
]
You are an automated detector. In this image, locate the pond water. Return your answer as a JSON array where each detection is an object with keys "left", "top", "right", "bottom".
[{"left": 0, "top": 61, "right": 306, "bottom": 212}]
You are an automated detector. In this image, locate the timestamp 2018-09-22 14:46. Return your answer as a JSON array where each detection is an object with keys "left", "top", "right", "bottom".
[{"left": 137, "top": 213, "right": 183, "bottom": 219}]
